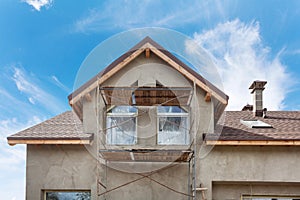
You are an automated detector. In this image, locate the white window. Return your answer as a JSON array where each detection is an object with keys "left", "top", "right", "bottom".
[
  {"left": 106, "top": 106, "right": 137, "bottom": 145},
  {"left": 157, "top": 106, "right": 189, "bottom": 145},
  {"left": 44, "top": 191, "right": 91, "bottom": 200}
]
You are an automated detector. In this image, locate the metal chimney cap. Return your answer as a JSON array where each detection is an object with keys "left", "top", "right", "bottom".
[{"left": 249, "top": 80, "right": 267, "bottom": 93}]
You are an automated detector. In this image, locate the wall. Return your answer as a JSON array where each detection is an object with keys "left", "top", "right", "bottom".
[
  {"left": 199, "top": 145, "right": 300, "bottom": 200},
  {"left": 26, "top": 51, "right": 216, "bottom": 200},
  {"left": 81, "top": 52, "right": 214, "bottom": 199},
  {"left": 26, "top": 145, "right": 97, "bottom": 200}
]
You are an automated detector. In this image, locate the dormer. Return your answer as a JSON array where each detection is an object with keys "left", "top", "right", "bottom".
[{"left": 68, "top": 37, "right": 228, "bottom": 162}]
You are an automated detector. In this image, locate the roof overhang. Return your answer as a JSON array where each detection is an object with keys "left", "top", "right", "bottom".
[
  {"left": 68, "top": 37, "right": 229, "bottom": 119},
  {"left": 205, "top": 140, "right": 300, "bottom": 146},
  {"left": 7, "top": 134, "right": 94, "bottom": 146},
  {"left": 100, "top": 86, "right": 193, "bottom": 106},
  {"left": 8, "top": 138, "right": 92, "bottom": 146}
]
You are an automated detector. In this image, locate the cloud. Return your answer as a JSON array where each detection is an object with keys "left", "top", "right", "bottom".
[
  {"left": 191, "top": 19, "right": 293, "bottom": 110},
  {"left": 286, "top": 49, "right": 300, "bottom": 55},
  {"left": 22, "top": 0, "right": 53, "bottom": 11},
  {"left": 12, "top": 67, "right": 66, "bottom": 114},
  {"left": 0, "top": 115, "right": 42, "bottom": 200},
  {"left": 73, "top": 0, "right": 232, "bottom": 33},
  {"left": 51, "top": 75, "right": 70, "bottom": 93}
]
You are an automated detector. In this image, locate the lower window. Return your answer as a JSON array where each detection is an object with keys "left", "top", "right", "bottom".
[
  {"left": 45, "top": 191, "right": 91, "bottom": 200},
  {"left": 242, "top": 195, "right": 300, "bottom": 200}
]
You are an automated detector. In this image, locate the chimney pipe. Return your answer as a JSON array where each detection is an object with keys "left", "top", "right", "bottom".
[{"left": 249, "top": 80, "right": 267, "bottom": 117}]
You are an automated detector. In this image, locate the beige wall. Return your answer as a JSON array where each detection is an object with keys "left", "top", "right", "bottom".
[
  {"left": 26, "top": 145, "right": 97, "bottom": 200},
  {"left": 212, "top": 182, "right": 300, "bottom": 200},
  {"left": 200, "top": 146, "right": 300, "bottom": 200}
]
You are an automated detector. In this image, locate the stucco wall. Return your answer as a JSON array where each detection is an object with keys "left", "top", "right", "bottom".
[
  {"left": 200, "top": 146, "right": 300, "bottom": 200},
  {"left": 26, "top": 52, "right": 216, "bottom": 200},
  {"left": 81, "top": 52, "right": 214, "bottom": 199},
  {"left": 212, "top": 182, "right": 300, "bottom": 200},
  {"left": 26, "top": 145, "right": 97, "bottom": 200}
]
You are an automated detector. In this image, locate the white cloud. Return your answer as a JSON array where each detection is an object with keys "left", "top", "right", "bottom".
[
  {"left": 0, "top": 115, "right": 42, "bottom": 200},
  {"left": 22, "top": 0, "right": 53, "bottom": 11},
  {"left": 0, "top": 66, "right": 61, "bottom": 199},
  {"left": 73, "top": 0, "right": 232, "bottom": 33},
  {"left": 12, "top": 67, "right": 66, "bottom": 114},
  {"left": 51, "top": 75, "right": 70, "bottom": 93},
  {"left": 191, "top": 19, "right": 293, "bottom": 110}
]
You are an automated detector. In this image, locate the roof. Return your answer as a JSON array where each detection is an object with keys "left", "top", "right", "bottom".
[
  {"left": 68, "top": 36, "right": 229, "bottom": 120},
  {"left": 7, "top": 110, "right": 300, "bottom": 146},
  {"left": 7, "top": 111, "right": 93, "bottom": 145},
  {"left": 204, "top": 111, "right": 300, "bottom": 145}
]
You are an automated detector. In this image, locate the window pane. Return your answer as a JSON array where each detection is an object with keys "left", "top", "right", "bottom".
[
  {"left": 45, "top": 191, "right": 91, "bottom": 200},
  {"left": 157, "top": 106, "right": 187, "bottom": 113},
  {"left": 158, "top": 116, "right": 189, "bottom": 145},
  {"left": 106, "top": 106, "right": 137, "bottom": 145},
  {"left": 106, "top": 117, "right": 137, "bottom": 145},
  {"left": 109, "top": 106, "right": 137, "bottom": 114}
]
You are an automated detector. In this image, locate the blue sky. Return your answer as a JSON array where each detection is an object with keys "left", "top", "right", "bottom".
[{"left": 1, "top": 0, "right": 300, "bottom": 199}]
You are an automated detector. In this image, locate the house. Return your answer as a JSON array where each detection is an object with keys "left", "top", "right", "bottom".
[{"left": 7, "top": 37, "right": 300, "bottom": 200}]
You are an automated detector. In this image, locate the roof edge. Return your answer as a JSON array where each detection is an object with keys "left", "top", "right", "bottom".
[
  {"left": 205, "top": 140, "right": 300, "bottom": 146},
  {"left": 68, "top": 36, "right": 229, "bottom": 105},
  {"left": 8, "top": 138, "right": 92, "bottom": 146}
]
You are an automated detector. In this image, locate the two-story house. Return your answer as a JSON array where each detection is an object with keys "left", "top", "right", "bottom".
[{"left": 7, "top": 37, "right": 300, "bottom": 200}]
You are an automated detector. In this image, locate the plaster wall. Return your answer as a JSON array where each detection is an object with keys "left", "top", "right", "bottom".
[
  {"left": 200, "top": 146, "right": 300, "bottom": 200},
  {"left": 26, "top": 145, "right": 97, "bottom": 200},
  {"left": 212, "top": 182, "right": 300, "bottom": 200},
  {"left": 82, "top": 52, "right": 214, "bottom": 199},
  {"left": 26, "top": 53, "right": 215, "bottom": 200}
]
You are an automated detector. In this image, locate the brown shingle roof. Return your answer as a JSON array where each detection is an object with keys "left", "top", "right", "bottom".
[
  {"left": 204, "top": 111, "right": 300, "bottom": 141},
  {"left": 9, "top": 110, "right": 300, "bottom": 145},
  {"left": 7, "top": 111, "right": 92, "bottom": 141}
]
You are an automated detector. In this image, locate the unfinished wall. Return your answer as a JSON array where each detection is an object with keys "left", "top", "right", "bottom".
[
  {"left": 82, "top": 52, "right": 214, "bottom": 199},
  {"left": 26, "top": 145, "right": 97, "bottom": 200},
  {"left": 199, "top": 146, "right": 300, "bottom": 200},
  {"left": 27, "top": 51, "right": 215, "bottom": 200},
  {"left": 212, "top": 182, "right": 300, "bottom": 200}
]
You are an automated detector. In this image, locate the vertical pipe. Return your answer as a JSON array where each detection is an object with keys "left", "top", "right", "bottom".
[
  {"left": 188, "top": 160, "right": 191, "bottom": 200},
  {"left": 193, "top": 80, "right": 197, "bottom": 200}
]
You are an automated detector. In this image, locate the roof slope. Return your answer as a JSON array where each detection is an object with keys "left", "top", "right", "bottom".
[
  {"left": 8, "top": 110, "right": 300, "bottom": 146},
  {"left": 204, "top": 111, "right": 300, "bottom": 145},
  {"left": 68, "top": 37, "right": 229, "bottom": 119},
  {"left": 7, "top": 111, "right": 93, "bottom": 145}
]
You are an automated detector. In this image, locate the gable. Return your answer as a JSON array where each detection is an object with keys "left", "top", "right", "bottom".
[{"left": 68, "top": 37, "right": 229, "bottom": 119}]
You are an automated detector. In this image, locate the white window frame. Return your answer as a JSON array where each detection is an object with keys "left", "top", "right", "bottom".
[
  {"left": 157, "top": 106, "right": 190, "bottom": 145},
  {"left": 44, "top": 190, "right": 91, "bottom": 200},
  {"left": 106, "top": 106, "right": 138, "bottom": 145}
]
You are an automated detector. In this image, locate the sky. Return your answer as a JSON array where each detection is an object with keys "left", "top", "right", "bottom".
[{"left": 1, "top": 0, "right": 300, "bottom": 199}]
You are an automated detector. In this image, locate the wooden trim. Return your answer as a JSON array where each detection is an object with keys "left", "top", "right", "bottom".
[
  {"left": 8, "top": 139, "right": 91, "bottom": 146},
  {"left": 204, "top": 92, "right": 211, "bottom": 102},
  {"left": 145, "top": 48, "right": 150, "bottom": 58},
  {"left": 148, "top": 45, "right": 228, "bottom": 105},
  {"left": 69, "top": 41, "right": 228, "bottom": 106},
  {"left": 69, "top": 44, "right": 149, "bottom": 105},
  {"left": 206, "top": 140, "right": 300, "bottom": 146},
  {"left": 84, "top": 93, "right": 92, "bottom": 102}
]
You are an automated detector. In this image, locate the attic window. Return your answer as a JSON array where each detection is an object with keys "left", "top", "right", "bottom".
[
  {"left": 240, "top": 119, "right": 272, "bottom": 128},
  {"left": 157, "top": 106, "right": 190, "bottom": 145},
  {"left": 106, "top": 106, "right": 137, "bottom": 145}
]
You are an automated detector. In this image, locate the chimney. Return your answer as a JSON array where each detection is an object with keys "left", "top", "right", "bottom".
[{"left": 249, "top": 80, "right": 267, "bottom": 117}]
